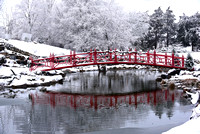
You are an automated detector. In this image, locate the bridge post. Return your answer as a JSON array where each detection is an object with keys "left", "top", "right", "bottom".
[
  {"left": 29, "top": 56, "right": 34, "bottom": 71},
  {"left": 165, "top": 53, "right": 167, "bottom": 66},
  {"left": 114, "top": 49, "right": 117, "bottom": 63},
  {"left": 153, "top": 50, "right": 156, "bottom": 65},
  {"left": 134, "top": 49, "right": 137, "bottom": 63},
  {"left": 50, "top": 53, "right": 55, "bottom": 69},
  {"left": 90, "top": 49, "right": 92, "bottom": 62},
  {"left": 109, "top": 49, "right": 112, "bottom": 61},
  {"left": 172, "top": 52, "right": 174, "bottom": 67},
  {"left": 182, "top": 55, "right": 184, "bottom": 68},
  {"left": 73, "top": 51, "right": 76, "bottom": 66},
  {"left": 129, "top": 49, "right": 131, "bottom": 62},
  {"left": 94, "top": 49, "right": 97, "bottom": 63},
  {"left": 70, "top": 51, "right": 72, "bottom": 65},
  {"left": 147, "top": 51, "right": 149, "bottom": 64}
]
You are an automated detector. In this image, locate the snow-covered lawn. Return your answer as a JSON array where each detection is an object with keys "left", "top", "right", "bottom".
[
  {"left": 6, "top": 39, "right": 71, "bottom": 57},
  {"left": 162, "top": 70, "right": 200, "bottom": 134},
  {"left": 162, "top": 117, "right": 200, "bottom": 134},
  {"left": 162, "top": 90, "right": 200, "bottom": 134},
  {"left": 0, "top": 66, "right": 63, "bottom": 87}
]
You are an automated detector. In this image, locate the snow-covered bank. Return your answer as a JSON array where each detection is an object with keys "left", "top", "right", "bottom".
[
  {"left": 0, "top": 39, "right": 69, "bottom": 98},
  {"left": 163, "top": 118, "right": 200, "bottom": 134},
  {"left": 161, "top": 70, "right": 200, "bottom": 134},
  {"left": 0, "top": 66, "right": 64, "bottom": 88},
  {"left": 162, "top": 93, "right": 200, "bottom": 134},
  {"left": 6, "top": 39, "right": 71, "bottom": 57},
  {"left": 159, "top": 70, "right": 200, "bottom": 91}
]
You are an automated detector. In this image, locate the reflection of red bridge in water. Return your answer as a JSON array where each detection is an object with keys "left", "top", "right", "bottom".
[
  {"left": 30, "top": 90, "right": 183, "bottom": 109},
  {"left": 29, "top": 49, "right": 186, "bottom": 71}
]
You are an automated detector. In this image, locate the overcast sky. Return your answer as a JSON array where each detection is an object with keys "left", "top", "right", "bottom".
[
  {"left": 115, "top": 0, "right": 200, "bottom": 19},
  {"left": 4, "top": 0, "right": 200, "bottom": 20}
]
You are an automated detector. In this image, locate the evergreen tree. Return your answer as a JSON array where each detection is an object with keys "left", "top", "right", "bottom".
[
  {"left": 163, "top": 7, "right": 176, "bottom": 47},
  {"left": 148, "top": 7, "right": 164, "bottom": 49},
  {"left": 185, "top": 53, "right": 194, "bottom": 70},
  {"left": 190, "top": 30, "right": 199, "bottom": 51},
  {"left": 143, "top": 29, "right": 155, "bottom": 49},
  {"left": 177, "top": 13, "right": 200, "bottom": 50},
  {"left": 177, "top": 15, "right": 190, "bottom": 47},
  {"left": 189, "top": 13, "right": 200, "bottom": 51}
]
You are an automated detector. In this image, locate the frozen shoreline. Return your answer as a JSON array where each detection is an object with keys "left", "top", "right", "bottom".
[{"left": 82, "top": 122, "right": 186, "bottom": 134}]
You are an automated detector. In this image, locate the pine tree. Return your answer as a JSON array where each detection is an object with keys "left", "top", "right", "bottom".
[
  {"left": 148, "top": 7, "right": 164, "bottom": 49},
  {"left": 177, "top": 16, "right": 190, "bottom": 47},
  {"left": 177, "top": 13, "right": 200, "bottom": 49},
  {"left": 185, "top": 53, "right": 194, "bottom": 70},
  {"left": 189, "top": 13, "right": 200, "bottom": 51},
  {"left": 163, "top": 7, "right": 176, "bottom": 47}
]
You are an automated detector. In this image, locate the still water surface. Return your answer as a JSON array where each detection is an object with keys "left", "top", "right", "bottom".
[{"left": 0, "top": 69, "right": 192, "bottom": 134}]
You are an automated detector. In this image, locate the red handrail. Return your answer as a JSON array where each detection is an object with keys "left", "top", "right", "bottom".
[{"left": 29, "top": 49, "right": 186, "bottom": 71}]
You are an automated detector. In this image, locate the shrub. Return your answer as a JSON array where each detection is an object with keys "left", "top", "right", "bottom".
[{"left": 185, "top": 53, "right": 194, "bottom": 70}]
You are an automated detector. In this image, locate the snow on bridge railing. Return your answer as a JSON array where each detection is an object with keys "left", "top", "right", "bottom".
[{"left": 29, "top": 49, "right": 186, "bottom": 71}]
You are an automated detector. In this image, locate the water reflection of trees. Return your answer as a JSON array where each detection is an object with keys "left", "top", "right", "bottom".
[
  {"left": 0, "top": 69, "right": 192, "bottom": 134},
  {"left": 26, "top": 102, "right": 152, "bottom": 134},
  {"left": 0, "top": 90, "right": 191, "bottom": 134},
  {"left": 61, "top": 70, "right": 160, "bottom": 94}
]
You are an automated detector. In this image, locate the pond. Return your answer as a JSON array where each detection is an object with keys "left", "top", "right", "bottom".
[{"left": 0, "top": 69, "right": 192, "bottom": 134}]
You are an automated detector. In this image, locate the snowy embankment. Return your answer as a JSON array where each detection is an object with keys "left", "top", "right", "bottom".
[
  {"left": 159, "top": 47, "right": 200, "bottom": 133},
  {"left": 0, "top": 39, "right": 69, "bottom": 98},
  {"left": 0, "top": 67, "right": 63, "bottom": 88},
  {"left": 160, "top": 70, "right": 200, "bottom": 134},
  {"left": 162, "top": 117, "right": 200, "bottom": 134},
  {"left": 162, "top": 88, "right": 200, "bottom": 134},
  {"left": 7, "top": 40, "right": 71, "bottom": 57}
]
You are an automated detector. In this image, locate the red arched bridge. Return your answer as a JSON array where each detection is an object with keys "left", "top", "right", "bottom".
[{"left": 29, "top": 49, "right": 186, "bottom": 71}]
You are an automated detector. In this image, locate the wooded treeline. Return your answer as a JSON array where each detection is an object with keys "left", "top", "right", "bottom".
[{"left": 1, "top": 0, "right": 200, "bottom": 51}]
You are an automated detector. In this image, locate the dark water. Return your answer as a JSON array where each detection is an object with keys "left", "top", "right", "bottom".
[{"left": 0, "top": 69, "right": 192, "bottom": 134}]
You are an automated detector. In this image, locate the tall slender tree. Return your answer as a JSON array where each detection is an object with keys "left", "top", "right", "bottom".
[
  {"left": 177, "top": 15, "right": 190, "bottom": 47},
  {"left": 163, "top": 7, "right": 176, "bottom": 47},
  {"left": 148, "top": 7, "right": 164, "bottom": 49}
]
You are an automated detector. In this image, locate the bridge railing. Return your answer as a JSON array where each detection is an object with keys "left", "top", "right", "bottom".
[{"left": 29, "top": 49, "right": 185, "bottom": 71}]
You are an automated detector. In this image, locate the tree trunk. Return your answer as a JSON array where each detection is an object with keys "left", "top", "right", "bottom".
[
  {"left": 166, "top": 32, "right": 169, "bottom": 47},
  {"left": 155, "top": 32, "right": 158, "bottom": 49}
]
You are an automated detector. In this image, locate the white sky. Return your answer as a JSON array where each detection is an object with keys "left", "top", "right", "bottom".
[
  {"left": 3, "top": 0, "right": 200, "bottom": 20},
  {"left": 115, "top": 0, "right": 200, "bottom": 19}
]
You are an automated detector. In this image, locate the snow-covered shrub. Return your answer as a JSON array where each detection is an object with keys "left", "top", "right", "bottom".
[
  {"left": 0, "top": 55, "right": 6, "bottom": 65},
  {"left": 185, "top": 53, "right": 194, "bottom": 70},
  {"left": 172, "top": 48, "right": 180, "bottom": 66},
  {"left": 0, "top": 45, "right": 5, "bottom": 51}
]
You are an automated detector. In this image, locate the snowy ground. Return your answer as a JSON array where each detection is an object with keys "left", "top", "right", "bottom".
[
  {"left": 159, "top": 46, "right": 200, "bottom": 133},
  {"left": 6, "top": 39, "right": 71, "bottom": 57},
  {"left": 0, "top": 39, "right": 70, "bottom": 98},
  {"left": 162, "top": 89, "right": 200, "bottom": 134},
  {"left": 162, "top": 117, "right": 200, "bottom": 134},
  {"left": 1, "top": 39, "right": 200, "bottom": 133}
]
